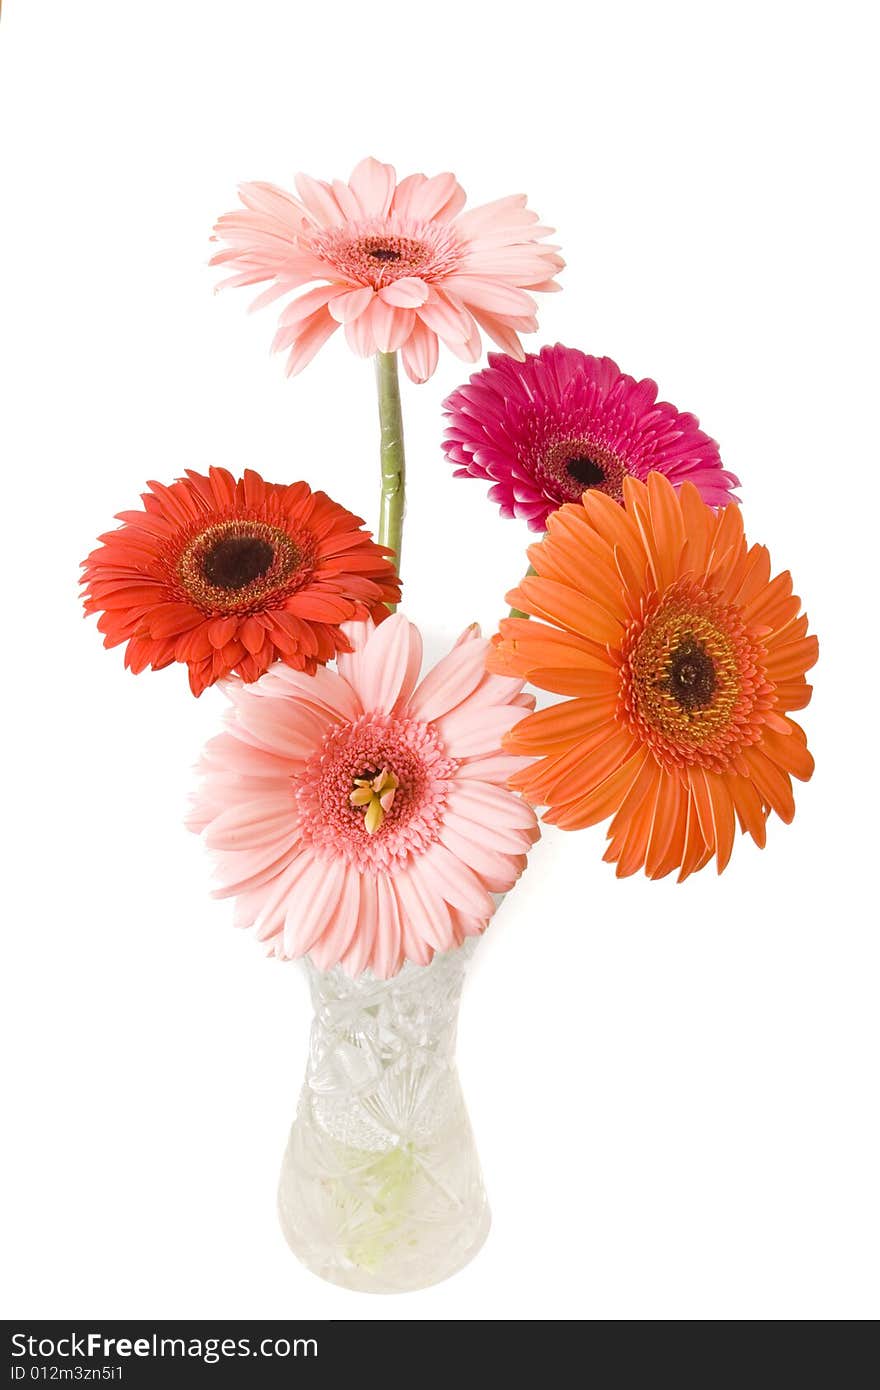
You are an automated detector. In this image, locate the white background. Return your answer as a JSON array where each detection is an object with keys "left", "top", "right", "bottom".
[{"left": 1, "top": 1, "right": 877, "bottom": 1321}]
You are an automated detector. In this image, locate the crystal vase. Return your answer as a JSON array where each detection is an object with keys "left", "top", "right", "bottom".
[{"left": 277, "top": 942, "right": 490, "bottom": 1293}]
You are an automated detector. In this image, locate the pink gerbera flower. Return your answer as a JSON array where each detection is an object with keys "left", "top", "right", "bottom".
[
  {"left": 211, "top": 157, "right": 563, "bottom": 384},
  {"left": 443, "top": 345, "right": 740, "bottom": 530},
  {"left": 189, "top": 614, "right": 539, "bottom": 978}
]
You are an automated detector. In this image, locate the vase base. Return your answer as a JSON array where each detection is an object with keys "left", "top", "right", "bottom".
[
  {"left": 277, "top": 1111, "right": 492, "bottom": 1295},
  {"left": 278, "top": 1183, "right": 490, "bottom": 1294}
]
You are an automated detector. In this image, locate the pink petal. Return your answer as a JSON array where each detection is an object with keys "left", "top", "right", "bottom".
[
  {"left": 347, "top": 157, "right": 396, "bottom": 218},
  {"left": 378, "top": 277, "right": 429, "bottom": 308},
  {"left": 293, "top": 173, "right": 345, "bottom": 227},
  {"left": 371, "top": 874, "right": 403, "bottom": 978},
  {"left": 339, "top": 872, "right": 377, "bottom": 976},
  {"left": 416, "top": 287, "right": 473, "bottom": 344},
  {"left": 277, "top": 284, "right": 341, "bottom": 329},
  {"left": 400, "top": 321, "right": 439, "bottom": 383},
  {"left": 308, "top": 864, "right": 361, "bottom": 969},
  {"left": 255, "top": 663, "right": 363, "bottom": 723},
  {"left": 395, "top": 864, "right": 457, "bottom": 953},
  {"left": 442, "top": 806, "right": 535, "bottom": 855},
  {"left": 408, "top": 634, "right": 489, "bottom": 722},
  {"left": 456, "top": 752, "right": 531, "bottom": 783},
  {"left": 351, "top": 613, "right": 422, "bottom": 714},
  {"left": 440, "top": 276, "right": 536, "bottom": 316},
  {"left": 401, "top": 171, "right": 467, "bottom": 222},
  {"left": 369, "top": 299, "right": 415, "bottom": 353},
  {"left": 335, "top": 616, "right": 375, "bottom": 690},
  {"left": 344, "top": 311, "right": 377, "bottom": 358},
  {"left": 438, "top": 823, "right": 521, "bottom": 892},
  {"left": 328, "top": 286, "right": 376, "bottom": 324},
  {"left": 467, "top": 308, "right": 526, "bottom": 358},
  {"left": 231, "top": 691, "right": 327, "bottom": 760},
  {"left": 447, "top": 781, "right": 538, "bottom": 832},
  {"left": 415, "top": 841, "right": 494, "bottom": 919},
  {"left": 329, "top": 178, "right": 363, "bottom": 221},
  {"left": 434, "top": 701, "right": 525, "bottom": 757},
  {"left": 453, "top": 194, "right": 529, "bottom": 237},
  {"left": 282, "top": 855, "right": 346, "bottom": 956},
  {"left": 284, "top": 308, "right": 340, "bottom": 376},
  {"left": 204, "top": 793, "right": 297, "bottom": 852},
  {"left": 250, "top": 850, "right": 313, "bottom": 941},
  {"left": 392, "top": 876, "right": 434, "bottom": 966}
]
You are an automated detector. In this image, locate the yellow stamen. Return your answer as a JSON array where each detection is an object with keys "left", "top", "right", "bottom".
[{"left": 350, "top": 767, "right": 399, "bottom": 835}]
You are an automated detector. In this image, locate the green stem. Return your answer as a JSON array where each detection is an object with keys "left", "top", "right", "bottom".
[
  {"left": 509, "top": 563, "right": 537, "bottom": 620},
  {"left": 375, "top": 351, "right": 406, "bottom": 606}
]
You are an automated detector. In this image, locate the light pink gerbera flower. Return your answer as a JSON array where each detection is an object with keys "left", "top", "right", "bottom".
[
  {"left": 211, "top": 157, "right": 563, "bottom": 383},
  {"left": 189, "top": 614, "right": 539, "bottom": 977}
]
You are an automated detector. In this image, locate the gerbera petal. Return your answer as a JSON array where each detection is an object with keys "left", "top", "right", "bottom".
[
  {"left": 347, "top": 157, "right": 397, "bottom": 219},
  {"left": 394, "top": 864, "right": 457, "bottom": 954},
  {"left": 328, "top": 286, "right": 376, "bottom": 324},
  {"left": 416, "top": 841, "right": 494, "bottom": 919},
  {"left": 284, "top": 307, "right": 340, "bottom": 376},
  {"left": 370, "top": 873, "right": 403, "bottom": 978},
  {"left": 435, "top": 702, "right": 527, "bottom": 758},
  {"left": 400, "top": 320, "right": 440, "bottom": 384},
  {"left": 339, "top": 873, "right": 378, "bottom": 976},
  {"left": 346, "top": 612, "right": 422, "bottom": 713},
  {"left": 369, "top": 298, "right": 415, "bottom": 354},
  {"left": 407, "top": 633, "right": 489, "bottom": 722},
  {"left": 378, "top": 277, "right": 429, "bottom": 308},
  {"left": 282, "top": 855, "right": 348, "bottom": 957},
  {"left": 308, "top": 864, "right": 361, "bottom": 969}
]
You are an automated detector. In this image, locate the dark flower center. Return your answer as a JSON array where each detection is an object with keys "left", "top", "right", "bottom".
[
  {"left": 368, "top": 246, "right": 401, "bottom": 262},
  {"left": 202, "top": 536, "right": 275, "bottom": 590},
  {"left": 664, "top": 638, "right": 717, "bottom": 710},
  {"left": 566, "top": 455, "right": 606, "bottom": 488}
]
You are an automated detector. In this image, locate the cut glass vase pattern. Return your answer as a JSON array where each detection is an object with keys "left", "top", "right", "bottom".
[{"left": 278, "top": 942, "right": 489, "bottom": 1293}]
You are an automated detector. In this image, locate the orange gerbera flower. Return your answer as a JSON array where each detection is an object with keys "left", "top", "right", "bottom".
[
  {"left": 82, "top": 468, "right": 401, "bottom": 695},
  {"left": 489, "top": 472, "right": 817, "bottom": 879}
]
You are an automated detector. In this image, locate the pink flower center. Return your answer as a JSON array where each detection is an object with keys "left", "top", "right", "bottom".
[
  {"left": 293, "top": 712, "right": 458, "bottom": 871},
  {"left": 308, "top": 218, "right": 464, "bottom": 290}
]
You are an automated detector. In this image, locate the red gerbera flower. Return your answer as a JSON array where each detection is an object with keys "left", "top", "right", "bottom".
[{"left": 82, "top": 468, "right": 401, "bottom": 695}]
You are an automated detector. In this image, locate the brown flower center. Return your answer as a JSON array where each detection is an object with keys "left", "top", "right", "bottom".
[
  {"left": 176, "top": 519, "right": 313, "bottom": 614},
  {"left": 618, "top": 579, "right": 772, "bottom": 774},
  {"left": 202, "top": 536, "right": 274, "bottom": 590},
  {"left": 663, "top": 638, "right": 717, "bottom": 711},
  {"left": 368, "top": 246, "right": 402, "bottom": 262},
  {"left": 565, "top": 455, "right": 606, "bottom": 488},
  {"left": 538, "top": 438, "right": 627, "bottom": 503}
]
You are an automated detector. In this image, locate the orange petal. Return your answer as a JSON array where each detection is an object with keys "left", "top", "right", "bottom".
[
  {"left": 500, "top": 694, "right": 615, "bottom": 754},
  {"left": 647, "top": 472, "right": 686, "bottom": 588},
  {"left": 677, "top": 481, "right": 714, "bottom": 576},
  {"left": 510, "top": 576, "right": 623, "bottom": 645},
  {"left": 743, "top": 748, "right": 796, "bottom": 823},
  {"left": 544, "top": 747, "right": 650, "bottom": 830}
]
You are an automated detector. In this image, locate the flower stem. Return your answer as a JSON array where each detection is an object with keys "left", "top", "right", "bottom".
[
  {"left": 375, "top": 351, "right": 406, "bottom": 606},
  {"left": 509, "top": 563, "right": 537, "bottom": 620}
]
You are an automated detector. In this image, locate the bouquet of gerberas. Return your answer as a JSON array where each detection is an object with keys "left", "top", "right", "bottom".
[{"left": 82, "top": 158, "right": 817, "bottom": 1294}]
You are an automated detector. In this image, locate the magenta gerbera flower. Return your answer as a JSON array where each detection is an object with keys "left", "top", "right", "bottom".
[
  {"left": 442, "top": 345, "right": 740, "bottom": 531},
  {"left": 211, "top": 157, "right": 563, "bottom": 383}
]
